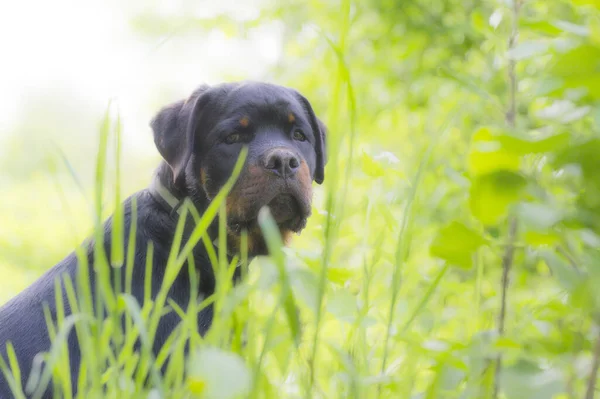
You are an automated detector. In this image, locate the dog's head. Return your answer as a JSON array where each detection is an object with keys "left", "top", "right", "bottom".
[{"left": 150, "top": 81, "right": 327, "bottom": 255}]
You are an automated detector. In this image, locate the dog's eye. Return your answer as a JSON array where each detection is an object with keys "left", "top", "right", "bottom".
[
  {"left": 292, "top": 129, "right": 306, "bottom": 142},
  {"left": 225, "top": 133, "right": 242, "bottom": 144}
]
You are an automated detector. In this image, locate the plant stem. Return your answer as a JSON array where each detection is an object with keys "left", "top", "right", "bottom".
[
  {"left": 586, "top": 330, "right": 600, "bottom": 399},
  {"left": 493, "top": 217, "right": 517, "bottom": 398},
  {"left": 506, "top": 2, "right": 519, "bottom": 128},
  {"left": 493, "top": 1, "right": 521, "bottom": 398}
]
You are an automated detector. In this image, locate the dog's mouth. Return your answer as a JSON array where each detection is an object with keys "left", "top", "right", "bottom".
[
  {"left": 268, "top": 194, "right": 301, "bottom": 223},
  {"left": 228, "top": 192, "right": 310, "bottom": 235}
]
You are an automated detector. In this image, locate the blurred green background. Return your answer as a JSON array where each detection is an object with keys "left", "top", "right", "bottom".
[{"left": 2, "top": 0, "right": 600, "bottom": 397}]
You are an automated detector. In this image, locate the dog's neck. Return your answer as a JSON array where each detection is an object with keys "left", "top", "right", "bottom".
[
  {"left": 150, "top": 162, "right": 236, "bottom": 257},
  {"left": 150, "top": 165, "right": 185, "bottom": 217}
]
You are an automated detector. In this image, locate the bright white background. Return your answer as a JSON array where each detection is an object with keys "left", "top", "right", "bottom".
[{"left": 0, "top": 0, "right": 281, "bottom": 160}]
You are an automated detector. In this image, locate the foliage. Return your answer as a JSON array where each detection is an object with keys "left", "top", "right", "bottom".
[{"left": 2, "top": 0, "right": 600, "bottom": 398}]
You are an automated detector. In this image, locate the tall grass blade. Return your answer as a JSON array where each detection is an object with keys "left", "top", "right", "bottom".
[
  {"left": 258, "top": 206, "right": 301, "bottom": 347},
  {"left": 0, "top": 342, "right": 26, "bottom": 399},
  {"left": 29, "top": 314, "right": 92, "bottom": 399}
]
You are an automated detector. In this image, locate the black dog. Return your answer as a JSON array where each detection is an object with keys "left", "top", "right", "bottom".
[{"left": 0, "top": 81, "right": 326, "bottom": 397}]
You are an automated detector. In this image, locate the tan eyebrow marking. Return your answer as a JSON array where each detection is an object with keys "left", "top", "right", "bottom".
[
  {"left": 288, "top": 113, "right": 295, "bottom": 123},
  {"left": 239, "top": 116, "right": 250, "bottom": 127}
]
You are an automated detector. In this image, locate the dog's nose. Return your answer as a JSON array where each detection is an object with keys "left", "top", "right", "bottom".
[{"left": 263, "top": 149, "right": 300, "bottom": 178}]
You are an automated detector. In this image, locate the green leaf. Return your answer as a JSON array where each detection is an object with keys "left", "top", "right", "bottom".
[
  {"left": 493, "top": 337, "right": 521, "bottom": 349},
  {"left": 327, "top": 266, "right": 355, "bottom": 284},
  {"left": 470, "top": 11, "right": 486, "bottom": 32},
  {"left": 521, "top": 20, "right": 561, "bottom": 36},
  {"left": 553, "top": 20, "right": 588, "bottom": 36},
  {"left": 468, "top": 141, "right": 520, "bottom": 176},
  {"left": 469, "top": 128, "right": 569, "bottom": 173},
  {"left": 438, "top": 364, "right": 466, "bottom": 394},
  {"left": 489, "top": 9, "right": 503, "bottom": 29},
  {"left": 430, "top": 221, "right": 487, "bottom": 268},
  {"left": 581, "top": 229, "right": 600, "bottom": 247},
  {"left": 507, "top": 40, "right": 549, "bottom": 60},
  {"left": 524, "top": 231, "right": 560, "bottom": 246},
  {"left": 555, "top": 138, "right": 600, "bottom": 174},
  {"left": 570, "top": 277, "right": 600, "bottom": 310},
  {"left": 591, "top": 17, "right": 600, "bottom": 44},
  {"left": 554, "top": 139, "right": 600, "bottom": 230},
  {"left": 468, "top": 128, "right": 520, "bottom": 176},
  {"left": 496, "top": 132, "right": 569, "bottom": 155},
  {"left": 187, "top": 348, "right": 250, "bottom": 399},
  {"left": 572, "top": 0, "right": 600, "bottom": 9},
  {"left": 535, "top": 78, "right": 565, "bottom": 96},
  {"left": 516, "top": 202, "right": 563, "bottom": 230},
  {"left": 501, "top": 360, "right": 564, "bottom": 399},
  {"left": 567, "top": 75, "right": 600, "bottom": 99},
  {"left": 554, "top": 138, "right": 600, "bottom": 231},
  {"left": 536, "top": 101, "right": 590, "bottom": 123},
  {"left": 551, "top": 44, "right": 600, "bottom": 78},
  {"left": 469, "top": 171, "right": 527, "bottom": 225},
  {"left": 360, "top": 151, "right": 385, "bottom": 177}
]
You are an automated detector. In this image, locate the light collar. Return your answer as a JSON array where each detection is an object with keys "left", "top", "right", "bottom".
[
  {"left": 149, "top": 174, "right": 184, "bottom": 216},
  {"left": 148, "top": 175, "right": 237, "bottom": 258}
]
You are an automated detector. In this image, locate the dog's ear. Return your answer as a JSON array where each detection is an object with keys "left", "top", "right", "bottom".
[
  {"left": 151, "top": 85, "right": 211, "bottom": 185},
  {"left": 316, "top": 118, "right": 328, "bottom": 183},
  {"left": 294, "top": 92, "right": 327, "bottom": 185}
]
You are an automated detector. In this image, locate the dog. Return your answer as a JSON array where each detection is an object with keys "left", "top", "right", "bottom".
[{"left": 0, "top": 81, "right": 326, "bottom": 398}]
